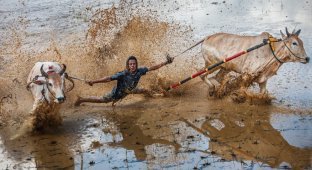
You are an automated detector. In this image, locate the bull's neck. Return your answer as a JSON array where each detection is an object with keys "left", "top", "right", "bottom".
[
  {"left": 255, "top": 41, "right": 284, "bottom": 81},
  {"left": 272, "top": 40, "right": 289, "bottom": 63}
]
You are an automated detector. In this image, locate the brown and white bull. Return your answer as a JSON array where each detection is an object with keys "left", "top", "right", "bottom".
[
  {"left": 26, "top": 62, "right": 74, "bottom": 130},
  {"left": 201, "top": 28, "right": 309, "bottom": 96}
]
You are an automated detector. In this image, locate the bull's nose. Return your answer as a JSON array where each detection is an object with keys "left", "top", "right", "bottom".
[
  {"left": 306, "top": 57, "right": 310, "bottom": 63},
  {"left": 57, "top": 97, "right": 65, "bottom": 103}
]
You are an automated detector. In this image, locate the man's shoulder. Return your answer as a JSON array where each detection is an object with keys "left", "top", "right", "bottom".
[
  {"left": 111, "top": 70, "right": 127, "bottom": 80},
  {"left": 115, "top": 70, "right": 127, "bottom": 75},
  {"left": 137, "top": 67, "right": 148, "bottom": 73}
]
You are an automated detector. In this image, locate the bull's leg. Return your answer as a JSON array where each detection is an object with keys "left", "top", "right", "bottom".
[
  {"left": 200, "top": 61, "right": 221, "bottom": 96},
  {"left": 215, "top": 69, "right": 234, "bottom": 98},
  {"left": 205, "top": 72, "right": 220, "bottom": 96},
  {"left": 259, "top": 81, "right": 268, "bottom": 94},
  {"left": 215, "top": 69, "right": 230, "bottom": 84}
]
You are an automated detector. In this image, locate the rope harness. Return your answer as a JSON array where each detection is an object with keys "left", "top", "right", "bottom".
[
  {"left": 26, "top": 73, "right": 74, "bottom": 103},
  {"left": 282, "top": 40, "right": 306, "bottom": 60},
  {"left": 27, "top": 75, "right": 58, "bottom": 102},
  {"left": 268, "top": 34, "right": 306, "bottom": 64},
  {"left": 268, "top": 35, "right": 284, "bottom": 63}
]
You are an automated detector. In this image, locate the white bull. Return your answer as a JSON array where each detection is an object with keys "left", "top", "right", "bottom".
[
  {"left": 26, "top": 62, "right": 74, "bottom": 130},
  {"left": 201, "top": 28, "right": 309, "bottom": 96}
]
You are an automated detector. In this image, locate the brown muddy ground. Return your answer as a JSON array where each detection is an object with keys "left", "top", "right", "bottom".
[{"left": 0, "top": 0, "right": 311, "bottom": 169}]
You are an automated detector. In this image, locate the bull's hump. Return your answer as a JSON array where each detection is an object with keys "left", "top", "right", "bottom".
[
  {"left": 32, "top": 62, "right": 62, "bottom": 76},
  {"left": 260, "top": 32, "right": 270, "bottom": 37}
]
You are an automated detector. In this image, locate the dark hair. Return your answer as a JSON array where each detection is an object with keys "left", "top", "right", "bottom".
[{"left": 126, "top": 56, "right": 138, "bottom": 70}]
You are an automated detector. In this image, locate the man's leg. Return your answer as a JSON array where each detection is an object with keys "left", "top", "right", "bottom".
[
  {"left": 74, "top": 93, "right": 113, "bottom": 106},
  {"left": 130, "top": 88, "right": 163, "bottom": 97}
]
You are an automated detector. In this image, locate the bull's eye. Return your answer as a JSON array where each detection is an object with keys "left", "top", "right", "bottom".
[
  {"left": 292, "top": 42, "right": 298, "bottom": 46},
  {"left": 48, "top": 83, "right": 53, "bottom": 87}
]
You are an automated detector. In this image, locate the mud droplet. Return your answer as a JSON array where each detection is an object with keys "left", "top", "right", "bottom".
[
  {"left": 89, "top": 161, "right": 95, "bottom": 165},
  {"left": 91, "top": 141, "right": 103, "bottom": 149},
  {"left": 50, "top": 141, "right": 57, "bottom": 145}
]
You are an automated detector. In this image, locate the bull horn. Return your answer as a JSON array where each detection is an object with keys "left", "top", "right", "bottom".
[
  {"left": 59, "top": 64, "right": 66, "bottom": 76},
  {"left": 294, "top": 29, "right": 301, "bottom": 36},
  {"left": 285, "top": 27, "right": 290, "bottom": 37},
  {"left": 40, "top": 65, "right": 49, "bottom": 78},
  {"left": 65, "top": 75, "right": 75, "bottom": 92},
  {"left": 280, "top": 30, "right": 286, "bottom": 39}
]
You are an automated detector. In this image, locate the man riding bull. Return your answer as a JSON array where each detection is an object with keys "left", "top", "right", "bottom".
[{"left": 74, "top": 55, "right": 174, "bottom": 106}]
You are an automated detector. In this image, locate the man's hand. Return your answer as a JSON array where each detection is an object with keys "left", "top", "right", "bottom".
[
  {"left": 85, "top": 80, "right": 93, "bottom": 86},
  {"left": 166, "top": 54, "right": 174, "bottom": 64},
  {"left": 148, "top": 54, "right": 174, "bottom": 71}
]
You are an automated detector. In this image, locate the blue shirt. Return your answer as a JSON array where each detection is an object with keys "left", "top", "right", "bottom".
[{"left": 110, "top": 67, "right": 148, "bottom": 99}]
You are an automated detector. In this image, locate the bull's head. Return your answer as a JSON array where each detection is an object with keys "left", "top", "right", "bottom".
[
  {"left": 40, "top": 64, "right": 67, "bottom": 103},
  {"left": 280, "top": 27, "right": 309, "bottom": 64}
]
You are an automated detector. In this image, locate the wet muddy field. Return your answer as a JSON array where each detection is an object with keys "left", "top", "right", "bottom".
[{"left": 0, "top": 0, "right": 311, "bottom": 169}]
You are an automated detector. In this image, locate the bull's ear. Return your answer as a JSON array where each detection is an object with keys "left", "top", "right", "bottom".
[
  {"left": 285, "top": 27, "right": 290, "bottom": 37},
  {"left": 280, "top": 30, "right": 286, "bottom": 39},
  {"left": 40, "top": 65, "right": 49, "bottom": 78},
  {"left": 59, "top": 64, "right": 66, "bottom": 75},
  {"left": 295, "top": 29, "right": 301, "bottom": 36}
]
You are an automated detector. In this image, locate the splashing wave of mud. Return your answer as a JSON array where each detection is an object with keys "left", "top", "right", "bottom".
[
  {"left": 84, "top": 4, "right": 200, "bottom": 95},
  {"left": 0, "top": 2, "right": 198, "bottom": 128}
]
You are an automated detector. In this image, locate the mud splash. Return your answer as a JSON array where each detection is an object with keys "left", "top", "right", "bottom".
[
  {"left": 85, "top": 5, "right": 198, "bottom": 95},
  {"left": 207, "top": 71, "right": 275, "bottom": 104},
  {"left": 0, "top": 1, "right": 198, "bottom": 128}
]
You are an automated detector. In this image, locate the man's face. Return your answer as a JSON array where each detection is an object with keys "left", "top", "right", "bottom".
[{"left": 128, "top": 59, "right": 137, "bottom": 73}]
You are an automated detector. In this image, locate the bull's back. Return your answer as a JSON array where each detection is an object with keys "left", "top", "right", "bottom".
[{"left": 202, "top": 32, "right": 270, "bottom": 72}]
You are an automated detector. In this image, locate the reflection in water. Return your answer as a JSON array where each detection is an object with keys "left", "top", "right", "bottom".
[
  {"left": 70, "top": 98, "right": 311, "bottom": 169},
  {"left": 75, "top": 109, "right": 181, "bottom": 169},
  {"left": 198, "top": 111, "right": 311, "bottom": 169},
  {"left": 1, "top": 98, "right": 311, "bottom": 169},
  {"left": 106, "top": 110, "right": 180, "bottom": 160},
  {"left": 0, "top": 125, "right": 77, "bottom": 169}
]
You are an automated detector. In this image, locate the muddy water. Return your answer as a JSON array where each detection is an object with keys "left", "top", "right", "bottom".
[{"left": 0, "top": 0, "right": 311, "bottom": 169}]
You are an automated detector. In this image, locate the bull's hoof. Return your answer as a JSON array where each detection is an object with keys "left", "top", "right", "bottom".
[
  {"left": 248, "top": 92, "right": 274, "bottom": 105},
  {"left": 230, "top": 90, "right": 274, "bottom": 105},
  {"left": 215, "top": 88, "right": 227, "bottom": 98},
  {"left": 230, "top": 91, "right": 246, "bottom": 103},
  {"left": 208, "top": 90, "right": 215, "bottom": 97}
]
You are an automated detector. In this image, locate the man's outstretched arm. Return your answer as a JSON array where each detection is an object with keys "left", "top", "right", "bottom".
[
  {"left": 86, "top": 76, "right": 112, "bottom": 86},
  {"left": 148, "top": 54, "right": 174, "bottom": 71}
]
